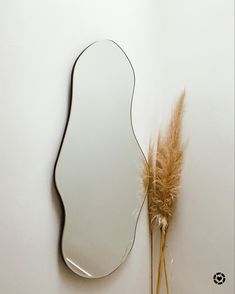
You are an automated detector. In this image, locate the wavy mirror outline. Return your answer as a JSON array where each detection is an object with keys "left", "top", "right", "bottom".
[{"left": 53, "top": 40, "right": 148, "bottom": 278}]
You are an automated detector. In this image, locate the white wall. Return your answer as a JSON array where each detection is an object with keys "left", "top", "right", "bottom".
[{"left": 0, "top": 0, "right": 233, "bottom": 293}]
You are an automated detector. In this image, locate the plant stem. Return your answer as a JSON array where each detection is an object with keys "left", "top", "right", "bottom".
[
  {"left": 156, "top": 229, "right": 164, "bottom": 294},
  {"left": 163, "top": 252, "right": 170, "bottom": 294},
  {"left": 162, "top": 229, "right": 170, "bottom": 294},
  {"left": 156, "top": 228, "right": 170, "bottom": 294},
  {"left": 150, "top": 232, "right": 153, "bottom": 294}
]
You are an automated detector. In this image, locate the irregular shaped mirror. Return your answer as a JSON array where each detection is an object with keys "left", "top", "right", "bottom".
[{"left": 54, "top": 40, "right": 147, "bottom": 278}]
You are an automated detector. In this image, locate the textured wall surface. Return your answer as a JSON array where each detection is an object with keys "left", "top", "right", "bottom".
[{"left": 0, "top": 0, "right": 234, "bottom": 293}]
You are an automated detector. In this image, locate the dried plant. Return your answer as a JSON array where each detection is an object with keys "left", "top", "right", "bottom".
[
  {"left": 143, "top": 92, "right": 185, "bottom": 294},
  {"left": 142, "top": 141, "right": 155, "bottom": 294}
]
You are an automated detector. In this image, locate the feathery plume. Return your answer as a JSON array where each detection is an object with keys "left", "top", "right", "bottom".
[{"left": 143, "top": 92, "right": 185, "bottom": 294}]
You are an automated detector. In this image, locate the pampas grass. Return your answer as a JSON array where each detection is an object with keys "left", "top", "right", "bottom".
[{"left": 143, "top": 92, "right": 185, "bottom": 294}]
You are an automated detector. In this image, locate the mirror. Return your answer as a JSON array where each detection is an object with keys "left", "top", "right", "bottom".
[{"left": 54, "top": 40, "right": 147, "bottom": 278}]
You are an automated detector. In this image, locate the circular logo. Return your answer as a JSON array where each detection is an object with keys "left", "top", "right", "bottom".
[{"left": 213, "top": 272, "right": 226, "bottom": 285}]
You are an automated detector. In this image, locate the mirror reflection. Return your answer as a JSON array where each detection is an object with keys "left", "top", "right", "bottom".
[{"left": 54, "top": 40, "right": 147, "bottom": 278}]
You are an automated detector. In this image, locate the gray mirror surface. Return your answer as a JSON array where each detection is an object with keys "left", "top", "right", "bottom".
[{"left": 55, "top": 40, "right": 147, "bottom": 278}]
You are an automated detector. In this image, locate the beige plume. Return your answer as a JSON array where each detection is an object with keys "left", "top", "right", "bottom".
[{"left": 143, "top": 92, "right": 185, "bottom": 294}]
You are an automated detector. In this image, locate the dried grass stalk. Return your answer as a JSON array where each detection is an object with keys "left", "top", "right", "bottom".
[
  {"left": 143, "top": 92, "right": 185, "bottom": 294},
  {"left": 142, "top": 142, "right": 155, "bottom": 294}
]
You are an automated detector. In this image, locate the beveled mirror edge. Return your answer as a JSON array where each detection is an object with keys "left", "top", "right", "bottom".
[{"left": 53, "top": 39, "right": 149, "bottom": 278}]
